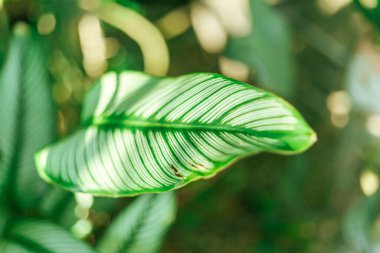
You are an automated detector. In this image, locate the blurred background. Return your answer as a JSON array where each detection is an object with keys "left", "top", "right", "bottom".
[{"left": 2, "top": 0, "right": 380, "bottom": 252}]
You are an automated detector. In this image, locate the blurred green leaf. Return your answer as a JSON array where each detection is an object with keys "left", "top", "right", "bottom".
[
  {"left": 354, "top": 0, "right": 380, "bottom": 29},
  {"left": 39, "top": 187, "right": 77, "bottom": 229},
  {"left": 0, "top": 219, "right": 95, "bottom": 252},
  {"left": 225, "top": 0, "right": 296, "bottom": 98},
  {"left": 97, "top": 192, "right": 176, "bottom": 253},
  {"left": 114, "top": 0, "right": 145, "bottom": 14},
  {"left": 344, "top": 192, "right": 380, "bottom": 252},
  {"left": 0, "top": 24, "right": 56, "bottom": 209},
  {"left": 0, "top": 8, "right": 9, "bottom": 68},
  {"left": 0, "top": 206, "right": 9, "bottom": 238},
  {"left": 0, "top": 240, "right": 30, "bottom": 253},
  {"left": 347, "top": 41, "right": 380, "bottom": 114},
  {"left": 35, "top": 71, "right": 315, "bottom": 197},
  {"left": 39, "top": 0, "right": 83, "bottom": 69}
]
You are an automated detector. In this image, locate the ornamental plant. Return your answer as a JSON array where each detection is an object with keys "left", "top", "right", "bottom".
[{"left": 0, "top": 0, "right": 316, "bottom": 252}]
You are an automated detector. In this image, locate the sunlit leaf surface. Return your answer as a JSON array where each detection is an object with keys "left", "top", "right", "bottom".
[
  {"left": 36, "top": 71, "right": 315, "bottom": 196},
  {"left": 97, "top": 192, "right": 176, "bottom": 253}
]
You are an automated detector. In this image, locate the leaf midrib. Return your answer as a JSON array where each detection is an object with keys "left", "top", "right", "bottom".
[{"left": 87, "top": 116, "right": 306, "bottom": 138}]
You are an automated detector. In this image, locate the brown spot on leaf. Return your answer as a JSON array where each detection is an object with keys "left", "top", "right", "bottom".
[{"left": 171, "top": 164, "right": 184, "bottom": 178}]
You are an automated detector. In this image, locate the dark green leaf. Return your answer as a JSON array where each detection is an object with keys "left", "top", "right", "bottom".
[
  {"left": 0, "top": 206, "right": 9, "bottom": 238},
  {"left": 354, "top": 0, "right": 380, "bottom": 29},
  {"left": 225, "top": 0, "right": 295, "bottom": 98},
  {"left": 39, "top": 187, "right": 77, "bottom": 229},
  {"left": 97, "top": 192, "right": 176, "bottom": 253},
  {"left": 35, "top": 71, "right": 315, "bottom": 197},
  {"left": 0, "top": 240, "right": 30, "bottom": 253},
  {"left": 0, "top": 8, "right": 9, "bottom": 68}
]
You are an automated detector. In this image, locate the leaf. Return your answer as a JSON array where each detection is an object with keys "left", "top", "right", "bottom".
[
  {"left": 0, "top": 206, "right": 9, "bottom": 238},
  {"left": 35, "top": 71, "right": 316, "bottom": 197},
  {"left": 0, "top": 24, "right": 56, "bottom": 208},
  {"left": 224, "top": 0, "right": 295, "bottom": 98},
  {"left": 39, "top": 0, "right": 82, "bottom": 67},
  {"left": 0, "top": 8, "right": 9, "bottom": 68},
  {"left": 39, "top": 187, "right": 77, "bottom": 229},
  {"left": 0, "top": 219, "right": 95, "bottom": 253},
  {"left": 114, "top": 0, "right": 145, "bottom": 14},
  {"left": 0, "top": 240, "right": 30, "bottom": 253},
  {"left": 97, "top": 192, "right": 176, "bottom": 253},
  {"left": 354, "top": 0, "right": 380, "bottom": 29},
  {"left": 343, "top": 192, "right": 380, "bottom": 252},
  {"left": 347, "top": 41, "right": 380, "bottom": 114}
]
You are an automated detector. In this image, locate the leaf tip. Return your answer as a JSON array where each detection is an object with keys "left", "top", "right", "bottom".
[
  {"left": 311, "top": 130, "right": 318, "bottom": 143},
  {"left": 34, "top": 149, "right": 53, "bottom": 184},
  {"left": 295, "top": 127, "right": 317, "bottom": 153},
  {"left": 278, "top": 122, "right": 317, "bottom": 155}
]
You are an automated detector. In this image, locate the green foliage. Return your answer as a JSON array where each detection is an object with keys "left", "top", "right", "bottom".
[
  {"left": 7, "top": 0, "right": 373, "bottom": 251},
  {"left": 38, "top": 187, "right": 77, "bottom": 229},
  {"left": 344, "top": 192, "right": 380, "bottom": 252},
  {"left": 225, "top": 0, "right": 295, "bottom": 98},
  {"left": 0, "top": 220, "right": 96, "bottom": 252},
  {"left": 0, "top": 23, "right": 177, "bottom": 253},
  {"left": 0, "top": 24, "right": 56, "bottom": 210},
  {"left": 354, "top": 0, "right": 380, "bottom": 29},
  {"left": 35, "top": 71, "right": 315, "bottom": 196},
  {"left": 97, "top": 192, "right": 176, "bottom": 253},
  {"left": 0, "top": 8, "right": 8, "bottom": 67},
  {"left": 0, "top": 207, "right": 8, "bottom": 237}
]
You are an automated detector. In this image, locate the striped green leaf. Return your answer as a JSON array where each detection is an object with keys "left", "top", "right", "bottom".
[
  {"left": 97, "top": 192, "right": 176, "bottom": 253},
  {"left": 0, "top": 219, "right": 95, "bottom": 253},
  {"left": 36, "top": 71, "right": 316, "bottom": 196},
  {"left": 0, "top": 24, "right": 56, "bottom": 208}
]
